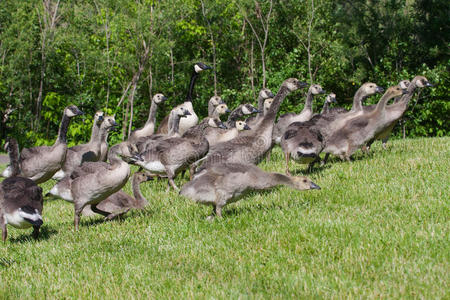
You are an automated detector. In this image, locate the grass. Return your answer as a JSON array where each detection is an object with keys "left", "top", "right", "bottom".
[{"left": 0, "top": 137, "right": 448, "bottom": 298}]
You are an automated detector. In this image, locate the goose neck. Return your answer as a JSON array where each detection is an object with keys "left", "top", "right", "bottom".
[
  {"left": 132, "top": 176, "right": 148, "bottom": 208},
  {"left": 55, "top": 114, "right": 71, "bottom": 144}
]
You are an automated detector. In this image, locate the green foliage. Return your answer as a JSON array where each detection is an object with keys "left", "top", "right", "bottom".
[{"left": 0, "top": 0, "right": 448, "bottom": 147}]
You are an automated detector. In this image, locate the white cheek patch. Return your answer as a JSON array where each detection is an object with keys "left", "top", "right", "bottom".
[
  {"left": 66, "top": 110, "right": 77, "bottom": 117},
  {"left": 242, "top": 106, "right": 251, "bottom": 115},
  {"left": 296, "top": 147, "right": 316, "bottom": 155},
  {"left": 399, "top": 81, "right": 409, "bottom": 89},
  {"left": 1, "top": 166, "right": 12, "bottom": 177},
  {"left": 416, "top": 81, "right": 425, "bottom": 88},
  {"left": 286, "top": 82, "right": 297, "bottom": 91},
  {"left": 194, "top": 64, "right": 203, "bottom": 73},
  {"left": 208, "top": 119, "right": 216, "bottom": 127}
]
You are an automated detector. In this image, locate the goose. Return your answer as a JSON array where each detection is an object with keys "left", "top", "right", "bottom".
[
  {"left": 204, "top": 120, "right": 251, "bottom": 147},
  {"left": 255, "top": 88, "right": 275, "bottom": 119},
  {"left": 180, "top": 163, "right": 320, "bottom": 220},
  {"left": 52, "top": 111, "right": 105, "bottom": 180},
  {"left": 0, "top": 138, "right": 43, "bottom": 242},
  {"left": 134, "top": 107, "right": 191, "bottom": 153},
  {"left": 197, "top": 78, "right": 308, "bottom": 172},
  {"left": 208, "top": 96, "right": 225, "bottom": 117},
  {"left": 272, "top": 84, "right": 325, "bottom": 144},
  {"left": 225, "top": 103, "right": 259, "bottom": 128},
  {"left": 47, "top": 116, "right": 119, "bottom": 201},
  {"left": 135, "top": 118, "right": 226, "bottom": 191},
  {"left": 82, "top": 172, "right": 153, "bottom": 219},
  {"left": 128, "top": 93, "right": 168, "bottom": 142},
  {"left": 246, "top": 97, "right": 274, "bottom": 128},
  {"left": 70, "top": 142, "right": 141, "bottom": 230},
  {"left": 210, "top": 103, "right": 231, "bottom": 118},
  {"left": 320, "top": 93, "right": 337, "bottom": 114},
  {"left": 156, "top": 62, "right": 212, "bottom": 135},
  {"left": 1, "top": 105, "right": 83, "bottom": 183},
  {"left": 323, "top": 85, "right": 407, "bottom": 161},
  {"left": 280, "top": 120, "right": 324, "bottom": 175}
]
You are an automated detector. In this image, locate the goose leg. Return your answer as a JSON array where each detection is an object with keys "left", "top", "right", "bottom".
[
  {"left": 91, "top": 203, "right": 112, "bottom": 218},
  {"left": 106, "top": 208, "right": 131, "bottom": 220},
  {"left": 215, "top": 205, "right": 223, "bottom": 218},
  {"left": 74, "top": 201, "right": 88, "bottom": 231},
  {"left": 1, "top": 216, "right": 7, "bottom": 242},
  {"left": 284, "top": 152, "right": 291, "bottom": 176},
  {"left": 168, "top": 178, "right": 179, "bottom": 191},
  {"left": 308, "top": 157, "right": 320, "bottom": 172},
  {"left": 32, "top": 226, "right": 40, "bottom": 239},
  {"left": 165, "top": 167, "right": 179, "bottom": 191},
  {"left": 382, "top": 137, "right": 388, "bottom": 150},
  {"left": 321, "top": 153, "right": 330, "bottom": 166}
]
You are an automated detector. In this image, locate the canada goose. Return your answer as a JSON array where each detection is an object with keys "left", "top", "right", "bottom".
[
  {"left": 70, "top": 142, "right": 141, "bottom": 230},
  {"left": 204, "top": 120, "right": 251, "bottom": 147},
  {"left": 210, "top": 103, "right": 231, "bottom": 118},
  {"left": 323, "top": 85, "right": 407, "bottom": 161},
  {"left": 156, "top": 62, "right": 212, "bottom": 135},
  {"left": 180, "top": 163, "right": 320, "bottom": 219},
  {"left": 320, "top": 93, "right": 337, "bottom": 114},
  {"left": 273, "top": 84, "right": 325, "bottom": 144},
  {"left": 82, "top": 172, "right": 153, "bottom": 219},
  {"left": 128, "top": 93, "right": 168, "bottom": 142},
  {"left": 255, "top": 88, "right": 275, "bottom": 118},
  {"left": 197, "top": 78, "right": 308, "bottom": 171},
  {"left": 134, "top": 107, "right": 191, "bottom": 153},
  {"left": 280, "top": 120, "right": 324, "bottom": 175},
  {"left": 52, "top": 111, "right": 105, "bottom": 180},
  {"left": 1, "top": 105, "right": 83, "bottom": 183},
  {"left": 136, "top": 118, "right": 226, "bottom": 191},
  {"left": 246, "top": 97, "right": 274, "bottom": 128},
  {"left": 225, "top": 103, "right": 259, "bottom": 128},
  {"left": 47, "top": 116, "right": 119, "bottom": 201},
  {"left": 362, "top": 80, "right": 411, "bottom": 151},
  {"left": 208, "top": 96, "right": 225, "bottom": 117},
  {"left": 1, "top": 138, "right": 43, "bottom": 242}
]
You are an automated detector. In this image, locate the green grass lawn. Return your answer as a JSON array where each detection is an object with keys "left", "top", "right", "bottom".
[{"left": 0, "top": 137, "right": 449, "bottom": 298}]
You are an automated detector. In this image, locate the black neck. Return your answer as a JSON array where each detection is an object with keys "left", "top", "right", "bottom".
[
  {"left": 226, "top": 106, "right": 244, "bottom": 128},
  {"left": 257, "top": 94, "right": 265, "bottom": 117},
  {"left": 169, "top": 114, "right": 182, "bottom": 135},
  {"left": 186, "top": 70, "right": 199, "bottom": 102},
  {"left": 7, "top": 138, "right": 20, "bottom": 177},
  {"left": 56, "top": 114, "right": 71, "bottom": 144}
]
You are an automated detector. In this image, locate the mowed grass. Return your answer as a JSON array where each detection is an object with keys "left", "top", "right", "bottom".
[{"left": 0, "top": 137, "right": 448, "bottom": 298}]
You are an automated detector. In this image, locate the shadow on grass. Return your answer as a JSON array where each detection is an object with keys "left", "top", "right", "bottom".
[{"left": 8, "top": 225, "right": 58, "bottom": 243}]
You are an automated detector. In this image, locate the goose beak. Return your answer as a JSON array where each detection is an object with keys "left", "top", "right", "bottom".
[
  {"left": 297, "top": 81, "right": 309, "bottom": 88},
  {"left": 425, "top": 82, "right": 433, "bottom": 87},
  {"left": 331, "top": 97, "right": 337, "bottom": 103},
  {"left": 320, "top": 90, "right": 326, "bottom": 94},
  {"left": 252, "top": 108, "right": 261, "bottom": 114},
  {"left": 401, "top": 89, "right": 408, "bottom": 95},
  {"left": 310, "top": 182, "right": 321, "bottom": 190},
  {"left": 244, "top": 124, "right": 251, "bottom": 130},
  {"left": 219, "top": 99, "right": 225, "bottom": 104},
  {"left": 376, "top": 86, "right": 384, "bottom": 93},
  {"left": 218, "top": 122, "right": 227, "bottom": 129},
  {"left": 162, "top": 96, "right": 168, "bottom": 101},
  {"left": 75, "top": 108, "right": 84, "bottom": 116},
  {"left": 225, "top": 108, "right": 231, "bottom": 113},
  {"left": 269, "top": 92, "right": 275, "bottom": 97},
  {"left": 184, "top": 110, "right": 192, "bottom": 116},
  {"left": 203, "top": 65, "right": 212, "bottom": 70},
  {"left": 98, "top": 115, "right": 104, "bottom": 121}
]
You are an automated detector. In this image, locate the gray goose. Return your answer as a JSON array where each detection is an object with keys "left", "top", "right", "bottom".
[
  {"left": 180, "top": 163, "right": 320, "bottom": 220},
  {"left": 197, "top": 78, "right": 308, "bottom": 172},
  {"left": 1, "top": 105, "right": 83, "bottom": 183},
  {"left": 1, "top": 138, "right": 43, "bottom": 242}
]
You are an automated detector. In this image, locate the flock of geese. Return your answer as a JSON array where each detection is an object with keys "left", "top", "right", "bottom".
[{"left": 0, "top": 61, "right": 433, "bottom": 241}]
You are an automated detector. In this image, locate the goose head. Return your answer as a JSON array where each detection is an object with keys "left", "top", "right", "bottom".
[
  {"left": 386, "top": 85, "right": 408, "bottom": 98},
  {"left": 64, "top": 105, "right": 84, "bottom": 118},
  {"left": 412, "top": 76, "right": 433, "bottom": 88},
  {"left": 290, "top": 176, "right": 321, "bottom": 190},
  {"left": 235, "top": 120, "right": 251, "bottom": 131},
  {"left": 398, "top": 80, "right": 410, "bottom": 90},
  {"left": 360, "top": 82, "right": 384, "bottom": 97},
  {"left": 284, "top": 78, "right": 308, "bottom": 92},
  {"left": 94, "top": 111, "right": 104, "bottom": 123},
  {"left": 172, "top": 107, "right": 191, "bottom": 118},
  {"left": 259, "top": 88, "right": 275, "bottom": 99},
  {"left": 153, "top": 93, "right": 168, "bottom": 104},
  {"left": 194, "top": 62, "right": 212, "bottom": 73},
  {"left": 325, "top": 93, "right": 337, "bottom": 104},
  {"left": 209, "top": 96, "right": 225, "bottom": 106},
  {"left": 207, "top": 117, "right": 227, "bottom": 129},
  {"left": 134, "top": 172, "right": 154, "bottom": 183},
  {"left": 264, "top": 98, "right": 274, "bottom": 113},
  {"left": 215, "top": 104, "right": 231, "bottom": 115},
  {"left": 309, "top": 84, "right": 326, "bottom": 95},
  {"left": 241, "top": 103, "right": 260, "bottom": 115},
  {"left": 102, "top": 116, "right": 118, "bottom": 132}
]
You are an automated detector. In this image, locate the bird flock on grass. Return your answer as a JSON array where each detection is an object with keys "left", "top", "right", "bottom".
[{"left": 0, "top": 62, "right": 433, "bottom": 241}]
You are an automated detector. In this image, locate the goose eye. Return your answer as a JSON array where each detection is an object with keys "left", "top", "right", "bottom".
[{"left": 303, "top": 179, "right": 307, "bottom": 183}]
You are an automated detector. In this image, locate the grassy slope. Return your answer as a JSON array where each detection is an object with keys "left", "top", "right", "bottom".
[{"left": 0, "top": 137, "right": 448, "bottom": 298}]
